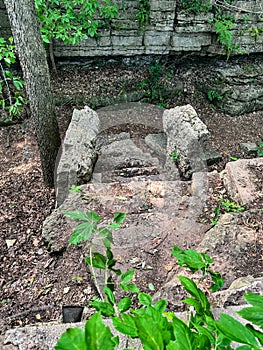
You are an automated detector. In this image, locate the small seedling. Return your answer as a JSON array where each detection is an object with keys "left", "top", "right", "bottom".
[
  {"left": 207, "top": 89, "right": 223, "bottom": 102},
  {"left": 211, "top": 197, "right": 245, "bottom": 226},
  {"left": 171, "top": 151, "right": 179, "bottom": 162},
  {"left": 69, "top": 185, "right": 81, "bottom": 193},
  {"left": 230, "top": 156, "right": 238, "bottom": 161}
]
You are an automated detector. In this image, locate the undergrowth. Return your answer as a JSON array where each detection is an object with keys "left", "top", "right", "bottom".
[{"left": 55, "top": 210, "right": 263, "bottom": 350}]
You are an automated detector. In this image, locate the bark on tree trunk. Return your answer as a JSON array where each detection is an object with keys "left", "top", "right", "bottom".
[{"left": 3, "top": 0, "right": 61, "bottom": 187}]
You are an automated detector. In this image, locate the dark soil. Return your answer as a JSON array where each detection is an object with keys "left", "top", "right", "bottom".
[{"left": 0, "top": 60, "right": 263, "bottom": 335}]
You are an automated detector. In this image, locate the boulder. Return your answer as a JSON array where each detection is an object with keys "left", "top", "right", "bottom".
[
  {"left": 163, "top": 105, "right": 210, "bottom": 179},
  {"left": 55, "top": 106, "right": 100, "bottom": 207}
]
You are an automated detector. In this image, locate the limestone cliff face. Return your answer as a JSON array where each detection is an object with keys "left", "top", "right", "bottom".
[{"left": 0, "top": 0, "right": 262, "bottom": 59}]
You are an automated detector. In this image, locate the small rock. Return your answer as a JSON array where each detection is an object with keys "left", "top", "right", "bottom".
[{"left": 239, "top": 142, "right": 257, "bottom": 154}]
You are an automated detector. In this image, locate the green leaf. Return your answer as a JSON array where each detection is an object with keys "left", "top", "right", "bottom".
[
  {"left": 55, "top": 327, "right": 86, "bottom": 350},
  {"left": 89, "top": 301, "right": 115, "bottom": 317},
  {"left": 69, "top": 222, "right": 94, "bottom": 245},
  {"left": 85, "top": 252, "right": 106, "bottom": 270},
  {"left": 85, "top": 313, "right": 117, "bottom": 349},
  {"left": 133, "top": 307, "right": 170, "bottom": 350},
  {"left": 112, "top": 313, "right": 138, "bottom": 337},
  {"left": 148, "top": 283, "right": 155, "bottom": 291},
  {"left": 237, "top": 293, "right": 263, "bottom": 329},
  {"left": 216, "top": 314, "right": 260, "bottom": 347},
  {"left": 171, "top": 246, "right": 213, "bottom": 273},
  {"left": 120, "top": 283, "right": 140, "bottom": 293},
  {"left": 178, "top": 276, "right": 211, "bottom": 315},
  {"left": 121, "top": 270, "right": 134, "bottom": 283},
  {"left": 154, "top": 299, "right": 167, "bottom": 312},
  {"left": 86, "top": 211, "right": 102, "bottom": 222},
  {"left": 113, "top": 212, "right": 126, "bottom": 224},
  {"left": 104, "top": 287, "right": 115, "bottom": 305},
  {"left": 118, "top": 297, "right": 131, "bottom": 313},
  {"left": 209, "top": 271, "right": 225, "bottom": 292},
  {"left": 65, "top": 210, "right": 89, "bottom": 221},
  {"left": 138, "top": 292, "right": 152, "bottom": 306},
  {"left": 171, "top": 316, "right": 195, "bottom": 350}
]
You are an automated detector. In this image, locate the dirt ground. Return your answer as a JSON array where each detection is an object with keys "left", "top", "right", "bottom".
[{"left": 0, "top": 59, "right": 263, "bottom": 335}]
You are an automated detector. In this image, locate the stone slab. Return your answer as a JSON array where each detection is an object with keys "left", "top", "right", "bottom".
[{"left": 221, "top": 158, "right": 263, "bottom": 204}]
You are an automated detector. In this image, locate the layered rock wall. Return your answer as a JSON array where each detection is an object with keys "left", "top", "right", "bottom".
[{"left": 0, "top": 0, "right": 262, "bottom": 59}]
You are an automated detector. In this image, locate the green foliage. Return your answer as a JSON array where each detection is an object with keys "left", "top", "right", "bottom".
[
  {"left": 136, "top": 62, "right": 173, "bottom": 107},
  {"left": 56, "top": 212, "right": 263, "bottom": 349},
  {"left": 211, "top": 197, "right": 245, "bottom": 226},
  {"left": 170, "top": 151, "right": 179, "bottom": 162},
  {"left": 213, "top": 14, "right": 239, "bottom": 60},
  {"left": 136, "top": 0, "right": 151, "bottom": 28},
  {"left": 207, "top": 89, "right": 223, "bottom": 102},
  {"left": 69, "top": 185, "right": 81, "bottom": 193},
  {"left": 0, "top": 37, "right": 27, "bottom": 121},
  {"left": 252, "top": 141, "right": 263, "bottom": 157},
  {"left": 180, "top": 0, "right": 212, "bottom": 14},
  {"left": 35, "top": 0, "right": 119, "bottom": 44}
]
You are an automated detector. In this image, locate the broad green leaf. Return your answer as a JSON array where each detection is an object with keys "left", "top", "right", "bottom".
[
  {"left": 89, "top": 301, "right": 115, "bottom": 317},
  {"left": 113, "top": 212, "right": 126, "bottom": 224},
  {"left": 112, "top": 314, "right": 138, "bottom": 337},
  {"left": 85, "top": 313, "right": 117, "bottom": 349},
  {"left": 238, "top": 305, "right": 263, "bottom": 329},
  {"left": 216, "top": 314, "right": 260, "bottom": 347},
  {"left": 166, "top": 340, "right": 178, "bottom": 349},
  {"left": 55, "top": 327, "right": 86, "bottom": 350},
  {"left": 138, "top": 293, "right": 152, "bottom": 306},
  {"left": 244, "top": 293, "right": 263, "bottom": 308},
  {"left": 86, "top": 211, "right": 102, "bottom": 222},
  {"left": 236, "top": 346, "right": 254, "bottom": 350},
  {"left": 172, "top": 316, "right": 195, "bottom": 350},
  {"left": 178, "top": 276, "right": 211, "bottom": 314},
  {"left": 120, "top": 283, "right": 140, "bottom": 293},
  {"left": 85, "top": 252, "right": 106, "bottom": 270},
  {"left": 154, "top": 299, "right": 167, "bottom": 312},
  {"left": 121, "top": 270, "right": 134, "bottom": 283},
  {"left": 118, "top": 297, "right": 131, "bottom": 313},
  {"left": 69, "top": 222, "right": 94, "bottom": 245},
  {"left": 245, "top": 324, "right": 263, "bottom": 346},
  {"left": 133, "top": 307, "right": 171, "bottom": 350},
  {"left": 64, "top": 210, "right": 89, "bottom": 221},
  {"left": 104, "top": 287, "right": 115, "bottom": 305},
  {"left": 171, "top": 246, "right": 212, "bottom": 272}
]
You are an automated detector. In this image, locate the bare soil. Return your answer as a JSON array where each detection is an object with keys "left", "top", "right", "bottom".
[{"left": 0, "top": 61, "right": 263, "bottom": 335}]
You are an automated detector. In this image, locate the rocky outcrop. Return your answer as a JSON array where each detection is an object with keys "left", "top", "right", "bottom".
[
  {"left": 1, "top": 0, "right": 262, "bottom": 58},
  {"left": 199, "top": 60, "right": 263, "bottom": 115}
]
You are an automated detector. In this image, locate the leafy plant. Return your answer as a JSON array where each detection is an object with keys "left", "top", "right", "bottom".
[
  {"left": 35, "top": 0, "right": 119, "bottom": 71},
  {"left": 180, "top": 0, "right": 212, "bottom": 14},
  {"left": 56, "top": 211, "right": 263, "bottom": 349},
  {"left": 136, "top": 62, "right": 173, "bottom": 107},
  {"left": 170, "top": 151, "right": 179, "bottom": 162},
  {"left": 207, "top": 89, "right": 223, "bottom": 102},
  {"left": 0, "top": 37, "right": 27, "bottom": 121},
  {"left": 252, "top": 141, "right": 263, "bottom": 157},
  {"left": 211, "top": 197, "right": 245, "bottom": 226},
  {"left": 69, "top": 185, "right": 81, "bottom": 193},
  {"left": 213, "top": 14, "right": 239, "bottom": 61},
  {"left": 136, "top": 0, "right": 151, "bottom": 28}
]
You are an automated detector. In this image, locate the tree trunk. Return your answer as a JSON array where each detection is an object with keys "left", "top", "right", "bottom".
[{"left": 3, "top": 0, "right": 61, "bottom": 187}]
